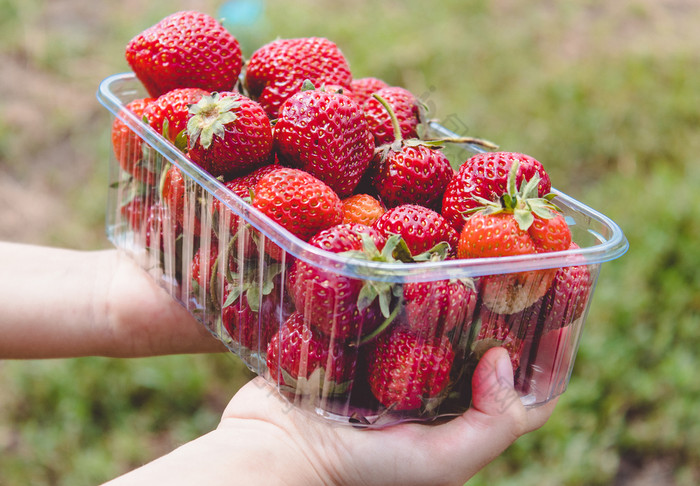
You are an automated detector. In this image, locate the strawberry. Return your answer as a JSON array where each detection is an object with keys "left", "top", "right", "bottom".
[
  {"left": 472, "top": 308, "right": 525, "bottom": 372},
  {"left": 367, "top": 328, "right": 454, "bottom": 411},
  {"left": 457, "top": 162, "right": 572, "bottom": 314},
  {"left": 266, "top": 311, "right": 356, "bottom": 395},
  {"left": 273, "top": 82, "right": 374, "bottom": 198},
  {"left": 362, "top": 86, "right": 422, "bottom": 146},
  {"left": 364, "top": 93, "right": 454, "bottom": 210},
  {"left": 372, "top": 204, "right": 459, "bottom": 258},
  {"left": 403, "top": 278, "right": 478, "bottom": 338},
  {"left": 186, "top": 92, "right": 273, "bottom": 179},
  {"left": 125, "top": 10, "right": 242, "bottom": 98},
  {"left": 350, "top": 77, "right": 389, "bottom": 106},
  {"left": 222, "top": 270, "right": 292, "bottom": 353},
  {"left": 143, "top": 87, "right": 208, "bottom": 144},
  {"left": 111, "top": 97, "right": 156, "bottom": 184},
  {"left": 539, "top": 243, "right": 593, "bottom": 331},
  {"left": 244, "top": 37, "right": 353, "bottom": 118},
  {"left": 251, "top": 167, "right": 344, "bottom": 243},
  {"left": 162, "top": 165, "right": 202, "bottom": 236},
  {"left": 288, "top": 223, "right": 390, "bottom": 341},
  {"left": 341, "top": 194, "right": 385, "bottom": 226},
  {"left": 442, "top": 151, "right": 552, "bottom": 233}
]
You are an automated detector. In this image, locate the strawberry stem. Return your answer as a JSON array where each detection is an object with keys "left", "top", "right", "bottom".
[{"left": 372, "top": 93, "right": 403, "bottom": 145}]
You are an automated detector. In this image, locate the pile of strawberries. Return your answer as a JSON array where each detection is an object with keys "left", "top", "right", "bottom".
[{"left": 112, "top": 11, "right": 594, "bottom": 422}]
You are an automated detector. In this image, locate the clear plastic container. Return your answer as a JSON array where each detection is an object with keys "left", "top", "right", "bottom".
[{"left": 97, "top": 72, "right": 628, "bottom": 427}]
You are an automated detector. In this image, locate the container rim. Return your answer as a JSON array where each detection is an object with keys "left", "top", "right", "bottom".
[{"left": 97, "top": 72, "right": 629, "bottom": 282}]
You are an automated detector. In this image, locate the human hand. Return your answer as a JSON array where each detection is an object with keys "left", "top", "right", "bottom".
[
  {"left": 0, "top": 242, "right": 224, "bottom": 359},
  {"left": 217, "top": 346, "right": 556, "bottom": 486}
]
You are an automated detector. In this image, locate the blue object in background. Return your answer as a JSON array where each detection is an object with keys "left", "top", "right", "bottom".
[{"left": 218, "top": 0, "right": 269, "bottom": 57}]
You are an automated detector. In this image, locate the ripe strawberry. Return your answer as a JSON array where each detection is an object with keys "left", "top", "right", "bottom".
[
  {"left": 266, "top": 311, "right": 357, "bottom": 395},
  {"left": 362, "top": 86, "right": 422, "bottom": 146},
  {"left": 457, "top": 162, "right": 572, "bottom": 314},
  {"left": 111, "top": 97, "right": 156, "bottom": 184},
  {"left": 186, "top": 92, "right": 273, "bottom": 179},
  {"left": 350, "top": 77, "right": 389, "bottom": 106},
  {"left": 364, "top": 93, "right": 454, "bottom": 210},
  {"left": 372, "top": 204, "right": 459, "bottom": 258},
  {"left": 251, "top": 167, "right": 344, "bottom": 242},
  {"left": 539, "top": 243, "right": 593, "bottom": 331},
  {"left": 274, "top": 83, "right": 374, "bottom": 198},
  {"left": 143, "top": 87, "right": 208, "bottom": 144},
  {"left": 403, "top": 278, "right": 478, "bottom": 338},
  {"left": 472, "top": 308, "right": 525, "bottom": 371},
  {"left": 162, "top": 165, "right": 202, "bottom": 235},
  {"left": 222, "top": 271, "right": 293, "bottom": 353},
  {"left": 125, "top": 10, "right": 242, "bottom": 98},
  {"left": 288, "top": 223, "right": 389, "bottom": 341},
  {"left": 442, "top": 151, "right": 552, "bottom": 233},
  {"left": 212, "top": 164, "right": 279, "bottom": 248},
  {"left": 367, "top": 328, "right": 454, "bottom": 411},
  {"left": 245, "top": 37, "right": 353, "bottom": 118},
  {"left": 342, "top": 194, "right": 385, "bottom": 226}
]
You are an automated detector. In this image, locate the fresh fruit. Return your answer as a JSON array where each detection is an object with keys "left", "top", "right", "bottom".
[
  {"left": 186, "top": 92, "right": 273, "bottom": 179},
  {"left": 403, "top": 278, "right": 478, "bottom": 338},
  {"left": 111, "top": 97, "right": 156, "bottom": 184},
  {"left": 367, "top": 328, "right": 454, "bottom": 411},
  {"left": 472, "top": 309, "right": 525, "bottom": 372},
  {"left": 364, "top": 93, "right": 454, "bottom": 210},
  {"left": 251, "top": 167, "right": 344, "bottom": 242},
  {"left": 273, "top": 82, "right": 374, "bottom": 198},
  {"left": 125, "top": 10, "right": 242, "bottom": 98},
  {"left": 342, "top": 194, "right": 385, "bottom": 226},
  {"left": 266, "top": 311, "right": 356, "bottom": 395},
  {"left": 143, "top": 87, "right": 209, "bottom": 144},
  {"left": 442, "top": 151, "right": 552, "bottom": 233},
  {"left": 288, "top": 223, "right": 389, "bottom": 341},
  {"left": 244, "top": 37, "right": 353, "bottom": 118},
  {"left": 372, "top": 204, "right": 459, "bottom": 258},
  {"left": 539, "top": 243, "right": 593, "bottom": 331},
  {"left": 350, "top": 77, "right": 389, "bottom": 106},
  {"left": 362, "top": 86, "right": 422, "bottom": 146},
  {"left": 457, "top": 162, "right": 572, "bottom": 314},
  {"left": 161, "top": 165, "right": 202, "bottom": 235}
]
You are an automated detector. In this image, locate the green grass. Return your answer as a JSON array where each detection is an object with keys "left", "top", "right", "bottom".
[{"left": 1, "top": 0, "right": 699, "bottom": 484}]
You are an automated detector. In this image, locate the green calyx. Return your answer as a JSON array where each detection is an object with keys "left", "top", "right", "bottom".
[
  {"left": 187, "top": 93, "right": 241, "bottom": 150},
  {"left": 470, "top": 161, "right": 560, "bottom": 232}
]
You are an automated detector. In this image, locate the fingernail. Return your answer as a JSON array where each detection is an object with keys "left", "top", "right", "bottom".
[{"left": 496, "top": 352, "right": 515, "bottom": 388}]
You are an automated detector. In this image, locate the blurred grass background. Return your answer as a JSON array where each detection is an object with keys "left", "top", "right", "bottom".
[{"left": 1, "top": 0, "right": 699, "bottom": 484}]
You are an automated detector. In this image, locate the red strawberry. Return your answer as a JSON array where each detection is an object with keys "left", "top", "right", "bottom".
[
  {"left": 364, "top": 93, "right": 453, "bottom": 210},
  {"left": 266, "top": 311, "right": 356, "bottom": 395},
  {"left": 442, "top": 151, "right": 551, "bottom": 233},
  {"left": 222, "top": 271, "right": 292, "bottom": 353},
  {"left": 472, "top": 308, "right": 525, "bottom": 372},
  {"left": 350, "top": 77, "right": 389, "bottom": 106},
  {"left": 245, "top": 37, "right": 353, "bottom": 118},
  {"left": 539, "top": 243, "right": 593, "bottom": 331},
  {"left": 274, "top": 83, "right": 374, "bottom": 198},
  {"left": 251, "top": 167, "right": 344, "bottom": 242},
  {"left": 362, "top": 86, "right": 422, "bottom": 146},
  {"left": 162, "top": 165, "right": 202, "bottom": 235},
  {"left": 372, "top": 204, "right": 459, "bottom": 258},
  {"left": 288, "top": 223, "right": 389, "bottom": 341},
  {"left": 143, "top": 87, "right": 208, "bottom": 144},
  {"left": 341, "top": 194, "right": 385, "bottom": 226},
  {"left": 186, "top": 92, "right": 273, "bottom": 179},
  {"left": 403, "top": 279, "right": 478, "bottom": 338},
  {"left": 367, "top": 328, "right": 454, "bottom": 411},
  {"left": 111, "top": 97, "right": 156, "bottom": 184},
  {"left": 125, "top": 11, "right": 242, "bottom": 98},
  {"left": 457, "top": 162, "right": 572, "bottom": 314}
]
